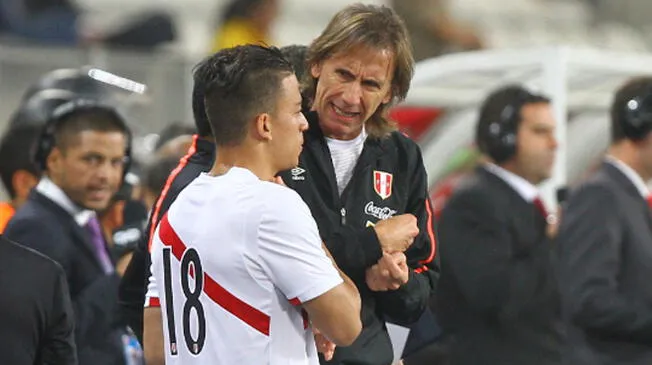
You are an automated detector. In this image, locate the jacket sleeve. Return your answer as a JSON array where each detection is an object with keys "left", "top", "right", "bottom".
[
  {"left": 42, "top": 264, "right": 78, "bottom": 365},
  {"left": 118, "top": 228, "right": 149, "bottom": 343},
  {"left": 118, "top": 187, "right": 176, "bottom": 343},
  {"left": 374, "top": 144, "right": 438, "bottom": 326},
  {"left": 557, "top": 184, "right": 652, "bottom": 343},
  {"left": 437, "top": 186, "right": 552, "bottom": 318},
  {"left": 4, "top": 218, "right": 121, "bottom": 350}
]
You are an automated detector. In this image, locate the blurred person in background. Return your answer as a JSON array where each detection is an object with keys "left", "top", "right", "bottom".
[
  {"left": 277, "top": 5, "right": 438, "bottom": 364},
  {"left": 0, "top": 0, "right": 175, "bottom": 48},
  {"left": 0, "top": 124, "right": 41, "bottom": 232},
  {"left": 556, "top": 77, "right": 652, "bottom": 365},
  {"left": 152, "top": 122, "right": 196, "bottom": 152},
  {"left": 0, "top": 79, "right": 83, "bottom": 232},
  {"left": 211, "top": 0, "right": 279, "bottom": 51},
  {"left": 139, "top": 156, "right": 185, "bottom": 210},
  {"left": 436, "top": 85, "right": 563, "bottom": 365},
  {"left": 392, "top": 0, "right": 483, "bottom": 61},
  {"left": 4, "top": 100, "right": 133, "bottom": 365},
  {"left": 0, "top": 0, "right": 78, "bottom": 44},
  {"left": 150, "top": 122, "right": 196, "bottom": 160}
]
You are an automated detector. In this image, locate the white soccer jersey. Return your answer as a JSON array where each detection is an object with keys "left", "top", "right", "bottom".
[{"left": 146, "top": 167, "right": 342, "bottom": 365}]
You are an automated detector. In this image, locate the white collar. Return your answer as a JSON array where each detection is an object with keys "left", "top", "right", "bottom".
[
  {"left": 35, "top": 177, "right": 96, "bottom": 226},
  {"left": 605, "top": 156, "right": 650, "bottom": 198},
  {"left": 324, "top": 126, "right": 368, "bottom": 148},
  {"left": 483, "top": 163, "right": 539, "bottom": 202}
]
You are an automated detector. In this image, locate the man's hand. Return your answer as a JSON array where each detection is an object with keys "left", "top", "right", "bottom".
[
  {"left": 314, "top": 327, "right": 336, "bottom": 361},
  {"left": 373, "top": 214, "right": 419, "bottom": 253},
  {"left": 366, "top": 252, "right": 409, "bottom": 291}
]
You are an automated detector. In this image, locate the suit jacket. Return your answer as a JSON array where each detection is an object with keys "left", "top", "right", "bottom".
[
  {"left": 0, "top": 235, "right": 77, "bottom": 364},
  {"left": 436, "top": 166, "right": 564, "bottom": 365},
  {"left": 556, "top": 162, "right": 652, "bottom": 365},
  {"left": 4, "top": 191, "right": 125, "bottom": 365}
]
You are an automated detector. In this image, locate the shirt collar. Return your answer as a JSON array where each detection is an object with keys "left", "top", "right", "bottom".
[
  {"left": 483, "top": 163, "right": 539, "bottom": 202},
  {"left": 605, "top": 156, "right": 650, "bottom": 198},
  {"left": 35, "top": 177, "right": 95, "bottom": 226}
]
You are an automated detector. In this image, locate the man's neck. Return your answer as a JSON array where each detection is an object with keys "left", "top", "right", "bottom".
[
  {"left": 609, "top": 144, "right": 650, "bottom": 181},
  {"left": 209, "top": 146, "right": 276, "bottom": 182},
  {"left": 495, "top": 160, "right": 541, "bottom": 186}
]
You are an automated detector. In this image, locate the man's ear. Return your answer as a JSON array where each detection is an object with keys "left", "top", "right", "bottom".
[
  {"left": 311, "top": 62, "right": 322, "bottom": 79},
  {"left": 12, "top": 170, "right": 38, "bottom": 201},
  {"left": 254, "top": 113, "right": 273, "bottom": 141},
  {"left": 46, "top": 147, "right": 63, "bottom": 175}
]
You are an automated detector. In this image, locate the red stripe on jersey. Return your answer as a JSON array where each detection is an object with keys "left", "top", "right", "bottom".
[
  {"left": 146, "top": 297, "right": 161, "bottom": 307},
  {"left": 158, "top": 213, "right": 271, "bottom": 336},
  {"left": 148, "top": 135, "right": 198, "bottom": 252},
  {"left": 413, "top": 198, "right": 436, "bottom": 274},
  {"left": 289, "top": 299, "right": 309, "bottom": 328},
  {"left": 301, "top": 309, "right": 309, "bottom": 329},
  {"left": 417, "top": 198, "right": 437, "bottom": 269}
]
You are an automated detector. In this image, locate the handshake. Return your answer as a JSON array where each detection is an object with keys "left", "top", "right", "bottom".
[{"left": 366, "top": 214, "right": 419, "bottom": 292}]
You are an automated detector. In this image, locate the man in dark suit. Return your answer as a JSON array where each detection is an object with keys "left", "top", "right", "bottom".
[
  {"left": 4, "top": 100, "right": 132, "bottom": 365},
  {"left": 0, "top": 235, "right": 77, "bottom": 364},
  {"left": 556, "top": 77, "right": 652, "bottom": 365},
  {"left": 436, "top": 85, "right": 564, "bottom": 365}
]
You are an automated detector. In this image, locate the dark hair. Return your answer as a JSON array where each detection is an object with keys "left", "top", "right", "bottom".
[
  {"left": 155, "top": 122, "right": 197, "bottom": 150},
  {"left": 280, "top": 44, "right": 308, "bottom": 83},
  {"left": 143, "top": 156, "right": 181, "bottom": 198},
  {"left": 191, "top": 75, "right": 213, "bottom": 137},
  {"left": 475, "top": 85, "right": 550, "bottom": 154},
  {"left": 304, "top": 3, "right": 414, "bottom": 138},
  {"left": 0, "top": 124, "right": 41, "bottom": 198},
  {"left": 220, "top": 0, "right": 268, "bottom": 23},
  {"left": 611, "top": 76, "right": 652, "bottom": 143},
  {"left": 54, "top": 108, "right": 130, "bottom": 151},
  {"left": 194, "top": 44, "right": 294, "bottom": 146}
]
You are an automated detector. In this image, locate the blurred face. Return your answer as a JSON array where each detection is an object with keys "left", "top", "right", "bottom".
[
  {"left": 251, "top": 0, "right": 279, "bottom": 32},
  {"left": 310, "top": 46, "right": 394, "bottom": 140},
  {"left": 268, "top": 74, "right": 308, "bottom": 171},
  {"left": 512, "top": 103, "right": 558, "bottom": 184},
  {"left": 48, "top": 130, "right": 127, "bottom": 211}
]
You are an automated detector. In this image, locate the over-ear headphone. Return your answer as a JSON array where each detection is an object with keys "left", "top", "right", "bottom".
[
  {"left": 34, "top": 99, "right": 133, "bottom": 180},
  {"left": 477, "top": 86, "right": 544, "bottom": 164},
  {"left": 619, "top": 87, "right": 652, "bottom": 141}
]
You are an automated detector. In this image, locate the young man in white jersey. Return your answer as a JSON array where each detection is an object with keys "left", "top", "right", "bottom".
[{"left": 144, "top": 44, "right": 362, "bottom": 365}]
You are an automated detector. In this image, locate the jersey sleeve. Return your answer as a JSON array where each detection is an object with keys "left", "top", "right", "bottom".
[
  {"left": 144, "top": 226, "right": 161, "bottom": 308},
  {"left": 257, "top": 186, "right": 343, "bottom": 304}
]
